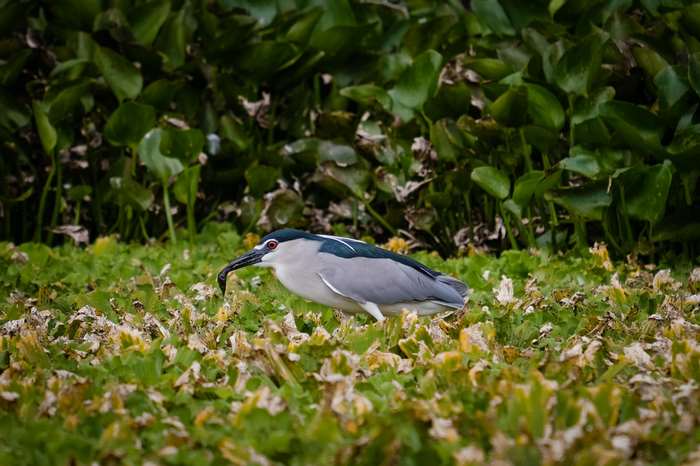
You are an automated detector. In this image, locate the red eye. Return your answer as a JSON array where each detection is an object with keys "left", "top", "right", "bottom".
[{"left": 267, "top": 240, "right": 278, "bottom": 250}]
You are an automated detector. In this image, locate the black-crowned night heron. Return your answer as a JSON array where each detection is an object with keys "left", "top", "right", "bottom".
[{"left": 218, "top": 229, "right": 468, "bottom": 321}]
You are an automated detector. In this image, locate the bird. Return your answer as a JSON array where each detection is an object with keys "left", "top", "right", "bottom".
[{"left": 218, "top": 229, "right": 468, "bottom": 321}]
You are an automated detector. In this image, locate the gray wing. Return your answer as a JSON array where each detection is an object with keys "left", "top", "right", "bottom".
[{"left": 317, "top": 253, "right": 465, "bottom": 308}]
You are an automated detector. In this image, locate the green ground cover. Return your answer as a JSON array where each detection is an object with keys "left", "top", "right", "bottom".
[{"left": 1, "top": 225, "right": 699, "bottom": 465}]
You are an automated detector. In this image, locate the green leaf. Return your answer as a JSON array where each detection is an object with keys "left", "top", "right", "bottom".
[
  {"left": 237, "top": 41, "right": 301, "bottom": 79},
  {"left": 160, "top": 128, "right": 205, "bottom": 163},
  {"left": 525, "top": 83, "right": 564, "bottom": 130},
  {"left": 315, "top": 163, "right": 369, "bottom": 198},
  {"left": 471, "top": 0, "right": 516, "bottom": 36},
  {"left": 632, "top": 46, "right": 669, "bottom": 79},
  {"left": 489, "top": 86, "right": 528, "bottom": 127},
  {"left": 137, "top": 129, "right": 184, "bottom": 181},
  {"left": 109, "top": 176, "right": 154, "bottom": 211},
  {"left": 600, "top": 100, "right": 664, "bottom": 155},
  {"left": 245, "top": 164, "right": 280, "bottom": 197},
  {"left": 620, "top": 162, "right": 673, "bottom": 223},
  {"left": 654, "top": 65, "right": 689, "bottom": 109},
  {"left": 130, "top": 0, "right": 171, "bottom": 46},
  {"left": 156, "top": 9, "right": 186, "bottom": 70},
  {"left": 260, "top": 189, "right": 305, "bottom": 229},
  {"left": 0, "top": 90, "right": 30, "bottom": 131},
  {"left": 424, "top": 81, "right": 471, "bottom": 121},
  {"left": 104, "top": 102, "right": 156, "bottom": 147},
  {"left": 94, "top": 46, "right": 143, "bottom": 101},
  {"left": 471, "top": 166, "right": 511, "bottom": 200},
  {"left": 465, "top": 58, "right": 513, "bottom": 80},
  {"left": 340, "top": 84, "right": 392, "bottom": 110},
  {"left": 32, "top": 101, "right": 57, "bottom": 155},
  {"left": 220, "top": 115, "right": 251, "bottom": 152},
  {"left": 548, "top": 183, "right": 611, "bottom": 220},
  {"left": 430, "top": 119, "right": 463, "bottom": 162},
  {"left": 389, "top": 50, "right": 443, "bottom": 110},
  {"left": 512, "top": 171, "right": 544, "bottom": 207},
  {"left": 688, "top": 53, "right": 700, "bottom": 97},
  {"left": 0, "top": 49, "right": 32, "bottom": 86},
  {"left": 559, "top": 154, "right": 600, "bottom": 178},
  {"left": 173, "top": 165, "right": 200, "bottom": 205},
  {"left": 286, "top": 7, "right": 323, "bottom": 45},
  {"left": 46, "top": 81, "right": 91, "bottom": 123},
  {"left": 553, "top": 29, "right": 608, "bottom": 96}
]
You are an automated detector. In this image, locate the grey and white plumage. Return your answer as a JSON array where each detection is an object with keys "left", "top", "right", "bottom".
[{"left": 218, "top": 229, "right": 468, "bottom": 321}]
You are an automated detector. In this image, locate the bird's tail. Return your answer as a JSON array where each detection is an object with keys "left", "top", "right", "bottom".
[{"left": 437, "top": 274, "right": 470, "bottom": 299}]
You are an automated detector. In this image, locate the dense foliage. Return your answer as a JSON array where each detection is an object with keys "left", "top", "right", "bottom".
[
  {"left": 2, "top": 0, "right": 700, "bottom": 253},
  {"left": 1, "top": 226, "right": 699, "bottom": 464}
]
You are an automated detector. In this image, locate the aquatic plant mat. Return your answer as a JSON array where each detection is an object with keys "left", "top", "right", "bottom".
[{"left": 1, "top": 226, "right": 699, "bottom": 465}]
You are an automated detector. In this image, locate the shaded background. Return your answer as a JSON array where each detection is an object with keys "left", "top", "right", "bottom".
[{"left": 2, "top": 0, "right": 700, "bottom": 257}]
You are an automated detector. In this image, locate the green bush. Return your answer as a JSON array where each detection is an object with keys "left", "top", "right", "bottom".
[{"left": 1, "top": 0, "right": 699, "bottom": 254}]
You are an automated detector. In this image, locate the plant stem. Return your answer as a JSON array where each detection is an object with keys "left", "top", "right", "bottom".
[
  {"left": 47, "top": 161, "right": 63, "bottom": 244},
  {"left": 500, "top": 203, "right": 519, "bottom": 250},
  {"left": 163, "top": 181, "right": 177, "bottom": 244},
  {"left": 361, "top": 198, "right": 396, "bottom": 235},
  {"left": 34, "top": 153, "right": 56, "bottom": 243}
]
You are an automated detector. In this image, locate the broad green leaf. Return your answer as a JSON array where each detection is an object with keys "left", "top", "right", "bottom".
[
  {"left": 173, "top": 165, "right": 200, "bottom": 205},
  {"left": 32, "top": 101, "right": 57, "bottom": 155},
  {"left": 471, "top": 166, "right": 510, "bottom": 199},
  {"left": 403, "top": 15, "right": 458, "bottom": 57},
  {"left": 682, "top": 3, "right": 700, "bottom": 38},
  {"left": 430, "top": 119, "right": 463, "bottom": 162},
  {"left": 424, "top": 81, "right": 471, "bottom": 121},
  {"left": 654, "top": 65, "right": 689, "bottom": 108},
  {"left": 512, "top": 171, "right": 544, "bottom": 207},
  {"left": 315, "top": 163, "right": 369, "bottom": 198},
  {"left": 245, "top": 164, "right": 280, "bottom": 196},
  {"left": 390, "top": 50, "right": 443, "bottom": 110},
  {"left": 600, "top": 100, "right": 664, "bottom": 155},
  {"left": 130, "top": 0, "right": 171, "bottom": 46},
  {"left": 340, "top": 85, "right": 392, "bottom": 110},
  {"left": 104, "top": 102, "right": 156, "bottom": 147},
  {"left": 318, "top": 141, "right": 358, "bottom": 166},
  {"left": 547, "top": 183, "right": 611, "bottom": 220},
  {"left": 109, "top": 176, "right": 154, "bottom": 211},
  {"left": 49, "top": 0, "right": 101, "bottom": 30},
  {"left": 0, "top": 90, "right": 30, "bottom": 131},
  {"left": 688, "top": 53, "right": 700, "bottom": 97},
  {"left": 632, "top": 46, "right": 669, "bottom": 78},
  {"left": 620, "top": 161, "right": 673, "bottom": 223},
  {"left": 94, "top": 46, "right": 143, "bottom": 101},
  {"left": 156, "top": 9, "right": 186, "bottom": 69},
  {"left": 553, "top": 29, "right": 608, "bottom": 95},
  {"left": 0, "top": 49, "right": 31, "bottom": 86},
  {"left": 286, "top": 7, "right": 323, "bottom": 44},
  {"left": 559, "top": 154, "right": 600, "bottom": 178},
  {"left": 137, "top": 129, "right": 184, "bottom": 181},
  {"left": 220, "top": 115, "right": 251, "bottom": 151},
  {"left": 471, "top": 0, "right": 516, "bottom": 36},
  {"left": 261, "top": 189, "right": 305, "bottom": 229},
  {"left": 237, "top": 41, "right": 301, "bottom": 78},
  {"left": 46, "top": 81, "right": 91, "bottom": 122},
  {"left": 160, "top": 128, "right": 205, "bottom": 163},
  {"left": 489, "top": 86, "right": 528, "bottom": 127},
  {"left": 141, "top": 79, "right": 183, "bottom": 109},
  {"left": 465, "top": 58, "right": 513, "bottom": 80},
  {"left": 525, "top": 83, "right": 564, "bottom": 130}
]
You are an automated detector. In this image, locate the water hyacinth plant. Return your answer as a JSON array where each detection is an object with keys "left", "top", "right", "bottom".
[{"left": 0, "top": 0, "right": 698, "bottom": 256}]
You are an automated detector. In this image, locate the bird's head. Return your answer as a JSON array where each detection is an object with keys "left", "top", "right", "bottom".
[{"left": 217, "top": 229, "right": 314, "bottom": 294}]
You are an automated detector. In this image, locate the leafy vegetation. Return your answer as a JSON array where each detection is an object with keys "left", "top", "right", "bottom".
[
  {"left": 2, "top": 0, "right": 700, "bottom": 254},
  {"left": 1, "top": 225, "right": 700, "bottom": 464}
]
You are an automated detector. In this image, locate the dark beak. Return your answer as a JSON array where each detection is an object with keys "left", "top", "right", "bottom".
[{"left": 218, "top": 249, "right": 264, "bottom": 294}]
